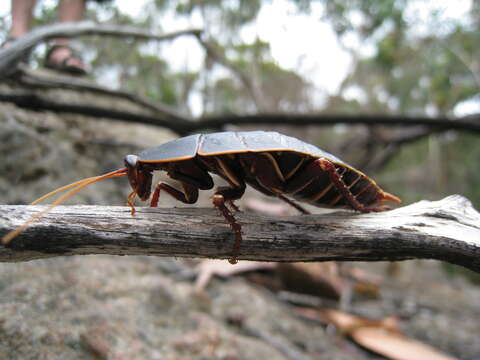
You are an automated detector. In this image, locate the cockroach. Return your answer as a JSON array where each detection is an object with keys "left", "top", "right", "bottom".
[{"left": 2, "top": 131, "right": 401, "bottom": 263}]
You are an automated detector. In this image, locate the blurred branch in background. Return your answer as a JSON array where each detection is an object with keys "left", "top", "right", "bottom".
[
  {"left": 0, "top": 74, "right": 479, "bottom": 137},
  {"left": 196, "top": 36, "right": 269, "bottom": 111}
]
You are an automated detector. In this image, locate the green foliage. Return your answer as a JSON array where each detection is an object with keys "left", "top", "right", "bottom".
[
  {"left": 174, "top": 0, "right": 261, "bottom": 27},
  {"left": 323, "top": 0, "right": 407, "bottom": 37}
]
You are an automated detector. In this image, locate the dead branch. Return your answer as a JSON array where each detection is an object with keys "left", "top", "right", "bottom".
[
  {"left": 342, "top": 127, "right": 435, "bottom": 172},
  {"left": 1, "top": 87, "right": 480, "bottom": 137},
  {"left": 0, "top": 195, "right": 479, "bottom": 272},
  {"left": 196, "top": 37, "right": 268, "bottom": 111},
  {"left": 0, "top": 21, "right": 202, "bottom": 77},
  {"left": 195, "top": 113, "right": 480, "bottom": 134},
  {"left": 15, "top": 65, "right": 192, "bottom": 123},
  {"left": 0, "top": 92, "right": 192, "bottom": 133}
]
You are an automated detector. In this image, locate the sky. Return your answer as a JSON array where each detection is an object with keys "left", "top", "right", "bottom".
[
  {"left": 0, "top": 0, "right": 477, "bottom": 115},
  {"left": 115, "top": 0, "right": 352, "bottom": 95}
]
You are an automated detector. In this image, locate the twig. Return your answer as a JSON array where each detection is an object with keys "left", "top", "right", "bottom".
[
  {"left": 0, "top": 195, "right": 479, "bottom": 273},
  {"left": 16, "top": 65, "right": 192, "bottom": 123},
  {"left": 346, "top": 127, "right": 435, "bottom": 172},
  {"left": 0, "top": 92, "right": 191, "bottom": 134},
  {"left": 196, "top": 36, "right": 268, "bottom": 111}
]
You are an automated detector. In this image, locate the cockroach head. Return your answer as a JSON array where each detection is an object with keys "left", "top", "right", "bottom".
[{"left": 124, "top": 155, "right": 152, "bottom": 201}]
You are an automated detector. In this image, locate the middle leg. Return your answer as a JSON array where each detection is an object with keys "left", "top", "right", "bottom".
[{"left": 212, "top": 185, "right": 246, "bottom": 264}]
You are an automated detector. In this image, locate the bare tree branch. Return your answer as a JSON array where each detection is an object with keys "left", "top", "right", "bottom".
[
  {"left": 15, "top": 65, "right": 192, "bottom": 123},
  {"left": 195, "top": 113, "right": 480, "bottom": 133},
  {"left": 1, "top": 87, "right": 480, "bottom": 138},
  {"left": 340, "top": 127, "right": 435, "bottom": 172},
  {"left": 0, "top": 92, "right": 193, "bottom": 134},
  {"left": 0, "top": 195, "right": 479, "bottom": 273},
  {"left": 196, "top": 36, "right": 268, "bottom": 111},
  {"left": 361, "top": 128, "right": 435, "bottom": 172},
  {"left": 0, "top": 21, "right": 202, "bottom": 77}
]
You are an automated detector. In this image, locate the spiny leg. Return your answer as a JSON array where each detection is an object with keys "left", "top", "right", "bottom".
[
  {"left": 227, "top": 200, "right": 241, "bottom": 212},
  {"left": 317, "top": 158, "right": 389, "bottom": 213},
  {"left": 212, "top": 186, "right": 246, "bottom": 264},
  {"left": 150, "top": 182, "right": 198, "bottom": 207}
]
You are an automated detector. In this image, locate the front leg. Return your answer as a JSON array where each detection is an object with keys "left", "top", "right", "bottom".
[{"left": 150, "top": 182, "right": 199, "bottom": 207}]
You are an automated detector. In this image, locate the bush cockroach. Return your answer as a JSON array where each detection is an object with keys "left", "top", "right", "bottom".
[{"left": 2, "top": 131, "right": 401, "bottom": 263}]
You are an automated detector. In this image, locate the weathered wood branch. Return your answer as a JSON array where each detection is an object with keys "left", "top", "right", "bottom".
[
  {"left": 0, "top": 21, "right": 202, "bottom": 77},
  {"left": 0, "top": 195, "right": 479, "bottom": 272}
]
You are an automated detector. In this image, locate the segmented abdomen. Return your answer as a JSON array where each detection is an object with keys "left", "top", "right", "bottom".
[{"left": 199, "top": 151, "right": 382, "bottom": 208}]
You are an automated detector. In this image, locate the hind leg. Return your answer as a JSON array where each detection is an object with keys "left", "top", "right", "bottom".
[
  {"left": 316, "top": 158, "right": 390, "bottom": 213},
  {"left": 277, "top": 194, "right": 310, "bottom": 214}
]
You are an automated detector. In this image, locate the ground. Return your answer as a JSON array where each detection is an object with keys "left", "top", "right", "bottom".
[{"left": 0, "top": 256, "right": 479, "bottom": 359}]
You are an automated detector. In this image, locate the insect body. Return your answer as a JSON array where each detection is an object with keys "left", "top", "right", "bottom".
[{"left": 3, "top": 131, "right": 401, "bottom": 263}]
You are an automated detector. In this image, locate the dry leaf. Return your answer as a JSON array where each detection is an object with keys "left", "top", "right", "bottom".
[
  {"left": 295, "top": 308, "right": 458, "bottom": 360},
  {"left": 352, "top": 327, "right": 458, "bottom": 360},
  {"left": 277, "top": 262, "right": 345, "bottom": 299},
  {"left": 320, "top": 309, "right": 400, "bottom": 334}
]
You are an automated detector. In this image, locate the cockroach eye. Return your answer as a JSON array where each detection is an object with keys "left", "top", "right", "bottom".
[{"left": 124, "top": 155, "right": 139, "bottom": 168}]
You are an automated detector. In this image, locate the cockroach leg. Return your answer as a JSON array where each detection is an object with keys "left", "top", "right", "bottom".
[
  {"left": 317, "top": 158, "right": 390, "bottom": 213},
  {"left": 227, "top": 200, "right": 240, "bottom": 212},
  {"left": 127, "top": 191, "right": 137, "bottom": 215},
  {"left": 212, "top": 186, "right": 246, "bottom": 264},
  {"left": 213, "top": 195, "right": 242, "bottom": 265},
  {"left": 149, "top": 182, "right": 199, "bottom": 207},
  {"left": 277, "top": 194, "right": 310, "bottom": 215}
]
